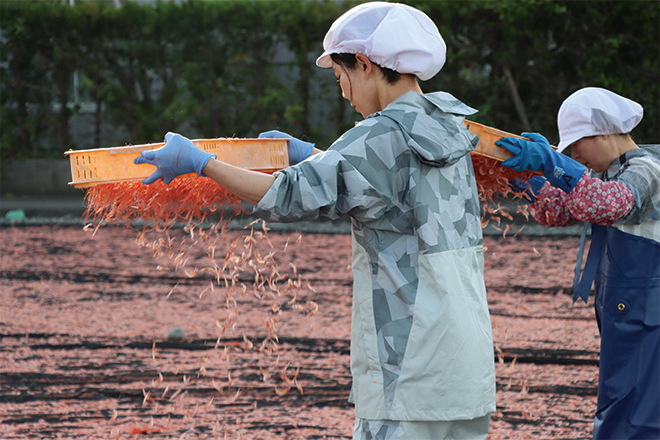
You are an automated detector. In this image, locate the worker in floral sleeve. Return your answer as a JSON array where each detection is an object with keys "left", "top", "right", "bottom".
[
  {"left": 496, "top": 87, "right": 660, "bottom": 440},
  {"left": 135, "top": 2, "right": 496, "bottom": 439}
]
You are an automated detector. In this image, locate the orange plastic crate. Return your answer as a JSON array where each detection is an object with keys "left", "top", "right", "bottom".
[
  {"left": 66, "top": 123, "right": 543, "bottom": 189},
  {"left": 66, "top": 138, "right": 289, "bottom": 188},
  {"left": 465, "top": 120, "right": 553, "bottom": 176},
  {"left": 465, "top": 120, "right": 521, "bottom": 161}
]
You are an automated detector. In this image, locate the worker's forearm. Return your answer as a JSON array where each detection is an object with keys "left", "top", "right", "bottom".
[{"left": 202, "top": 159, "right": 276, "bottom": 207}]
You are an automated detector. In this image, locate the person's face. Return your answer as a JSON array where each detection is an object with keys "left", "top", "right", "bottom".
[
  {"left": 570, "top": 135, "right": 614, "bottom": 173},
  {"left": 331, "top": 58, "right": 378, "bottom": 118}
]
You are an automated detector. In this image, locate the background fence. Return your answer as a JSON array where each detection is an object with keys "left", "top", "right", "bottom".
[{"left": 1, "top": 0, "right": 658, "bottom": 164}]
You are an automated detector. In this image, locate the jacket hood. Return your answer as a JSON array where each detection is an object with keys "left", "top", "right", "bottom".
[
  {"left": 375, "top": 91, "right": 479, "bottom": 167},
  {"left": 638, "top": 144, "right": 660, "bottom": 159},
  {"left": 602, "top": 144, "right": 660, "bottom": 180},
  {"left": 615, "top": 144, "right": 660, "bottom": 168}
]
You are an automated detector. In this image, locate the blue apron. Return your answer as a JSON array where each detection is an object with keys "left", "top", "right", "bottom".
[{"left": 579, "top": 224, "right": 660, "bottom": 439}]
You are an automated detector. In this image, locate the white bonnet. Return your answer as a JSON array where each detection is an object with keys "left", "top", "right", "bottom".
[
  {"left": 315, "top": 2, "right": 446, "bottom": 81},
  {"left": 557, "top": 87, "right": 643, "bottom": 153}
]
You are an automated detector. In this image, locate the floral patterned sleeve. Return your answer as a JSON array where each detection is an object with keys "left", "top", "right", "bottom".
[
  {"left": 528, "top": 182, "right": 578, "bottom": 228},
  {"left": 529, "top": 170, "right": 635, "bottom": 227}
]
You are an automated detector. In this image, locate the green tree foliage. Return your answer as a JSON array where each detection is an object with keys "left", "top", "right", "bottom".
[
  {"left": 1, "top": 0, "right": 658, "bottom": 162},
  {"left": 417, "top": 0, "right": 659, "bottom": 145}
]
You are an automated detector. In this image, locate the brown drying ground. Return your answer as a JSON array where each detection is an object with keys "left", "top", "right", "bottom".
[{"left": 0, "top": 224, "right": 599, "bottom": 439}]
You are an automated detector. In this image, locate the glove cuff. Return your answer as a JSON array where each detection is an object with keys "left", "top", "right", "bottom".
[
  {"left": 301, "top": 142, "right": 314, "bottom": 161},
  {"left": 289, "top": 141, "right": 315, "bottom": 165},
  {"left": 197, "top": 153, "right": 217, "bottom": 177},
  {"left": 543, "top": 152, "right": 587, "bottom": 193}
]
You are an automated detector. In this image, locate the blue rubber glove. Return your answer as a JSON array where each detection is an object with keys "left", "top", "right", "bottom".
[
  {"left": 496, "top": 132, "right": 553, "bottom": 172},
  {"left": 543, "top": 149, "right": 587, "bottom": 193},
  {"left": 509, "top": 176, "right": 547, "bottom": 202},
  {"left": 134, "top": 133, "right": 216, "bottom": 185},
  {"left": 258, "top": 130, "right": 314, "bottom": 165},
  {"left": 496, "top": 132, "right": 586, "bottom": 193}
]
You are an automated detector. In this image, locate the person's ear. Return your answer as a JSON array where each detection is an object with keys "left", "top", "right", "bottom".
[{"left": 354, "top": 54, "right": 373, "bottom": 79}]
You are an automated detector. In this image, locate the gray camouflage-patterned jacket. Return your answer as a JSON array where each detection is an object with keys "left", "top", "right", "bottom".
[{"left": 254, "top": 91, "right": 496, "bottom": 421}]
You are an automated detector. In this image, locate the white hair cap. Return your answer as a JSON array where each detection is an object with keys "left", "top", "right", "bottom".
[
  {"left": 315, "top": 2, "right": 446, "bottom": 81},
  {"left": 557, "top": 87, "right": 643, "bottom": 153}
]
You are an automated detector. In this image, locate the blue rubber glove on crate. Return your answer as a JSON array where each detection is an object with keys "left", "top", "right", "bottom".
[
  {"left": 134, "top": 133, "right": 216, "bottom": 185},
  {"left": 258, "top": 130, "right": 314, "bottom": 165},
  {"left": 496, "top": 132, "right": 586, "bottom": 193}
]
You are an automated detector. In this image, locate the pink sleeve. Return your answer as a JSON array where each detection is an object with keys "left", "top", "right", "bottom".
[
  {"left": 529, "top": 171, "right": 635, "bottom": 227},
  {"left": 564, "top": 171, "right": 635, "bottom": 224},
  {"left": 528, "top": 183, "right": 578, "bottom": 227}
]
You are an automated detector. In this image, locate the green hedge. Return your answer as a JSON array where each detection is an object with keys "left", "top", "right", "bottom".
[{"left": 1, "top": 0, "right": 658, "bottom": 162}]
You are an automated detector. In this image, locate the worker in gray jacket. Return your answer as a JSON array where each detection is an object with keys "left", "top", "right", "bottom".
[{"left": 136, "top": 3, "right": 496, "bottom": 439}]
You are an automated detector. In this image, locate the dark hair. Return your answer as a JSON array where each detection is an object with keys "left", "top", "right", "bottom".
[{"left": 330, "top": 53, "right": 402, "bottom": 84}]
